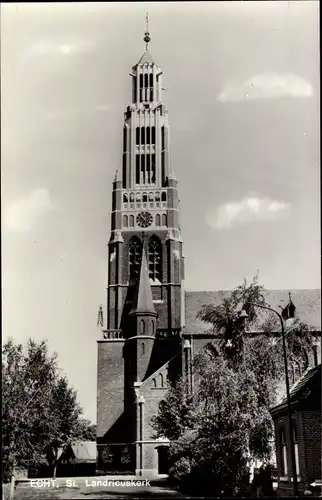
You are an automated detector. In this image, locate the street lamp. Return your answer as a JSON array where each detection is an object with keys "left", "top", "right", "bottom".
[{"left": 240, "top": 303, "right": 299, "bottom": 497}]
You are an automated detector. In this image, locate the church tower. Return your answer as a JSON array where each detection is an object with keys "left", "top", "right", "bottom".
[{"left": 97, "top": 19, "right": 185, "bottom": 476}]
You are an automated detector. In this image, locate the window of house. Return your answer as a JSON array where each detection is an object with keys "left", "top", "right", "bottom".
[
  {"left": 155, "top": 192, "right": 160, "bottom": 202},
  {"left": 123, "top": 193, "right": 128, "bottom": 203},
  {"left": 162, "top": 214, "right": 167, "bottom": 226},
  {"left": 142, "top": 192, "right": 148, "bottom": 202},
  {"left": 123, "top": 215, "right": 128, "bottom": 227},
  {"left": 141, "top": 342, "right": 145, "bottom": 355},
  {"left": 152, "top": 378, "right": 156, "bottom": 388},
  {"left": 148, "top": 237, "right": 162, "bottom": 282},
  {"left": 136, "top": 127, "right": 140, "bottom": 145},
  {"left": 147, "top": 127, "right": 151, "bottom": 145},
  {"left": 152, "top": 127, "right": 156, "bottom": 145},
  {"left": 129, "top": 215, "right": 134, "bottom": 227},
  {"left": 149, "top": 73, "right": 153, "bottom": 87},
  {"left": 136, "top": 192, "right": 141, "bottom": 203},
  {"left": 161, "top": 191, "right": 167, "bottom": 202},
  {"left": 293, "top": 423, "right": 300, "bottom": 476},
  {"left": 140, "top": 321, "right": 145, "bottom": 335},
  {"left": 280, "top": 429, "right": 288, "bottom": 476},
  {"left": 130, "top": 193, "right": 134, "bottom": 202},
  {"left": 149, "top": 192, "right": 154, "bottom": 202},
  {"left": 155, "top": 214, "right": 161, "bottom": 226}
]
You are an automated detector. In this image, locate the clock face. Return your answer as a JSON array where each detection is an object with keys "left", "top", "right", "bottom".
[{"left": 136, "top": 211, "right": 153, "bottom": 228}]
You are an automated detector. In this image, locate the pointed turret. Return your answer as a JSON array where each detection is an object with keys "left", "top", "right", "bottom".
[
  {"left": 129, "top": 248, "right": 157, "bottom": 317},
  {"left": 137, "top": 50, "right": 154, "bottom": 65}
]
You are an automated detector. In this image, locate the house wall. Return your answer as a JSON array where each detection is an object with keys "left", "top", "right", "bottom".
[{"left": 274, "top": 410, "right": 321, "bottom": 496}]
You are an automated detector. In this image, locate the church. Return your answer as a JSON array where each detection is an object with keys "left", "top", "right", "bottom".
[{"left": 96, "top": 26, "right": 321, "bottom": 478}]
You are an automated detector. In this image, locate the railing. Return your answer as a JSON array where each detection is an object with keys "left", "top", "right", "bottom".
[{"left": 103, "top": 330, "right": 124, "bottom": 340}]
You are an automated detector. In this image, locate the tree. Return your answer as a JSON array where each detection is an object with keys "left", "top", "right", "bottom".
[
  {"left": 79, "top": 419, "right": 97, "bottom": 441},
  {"left": 46, "top": 377, "right": 83, "bottom": 479},
  {"left": 153, "top": 274, "right": 315, "bottom": 496},
  {"left": 2, "top": 338, "right": 85, "bottom": 491}
]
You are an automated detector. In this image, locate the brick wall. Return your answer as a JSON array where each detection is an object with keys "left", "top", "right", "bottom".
[
  {"left": 274, "top": 410, "right": 321, "bottom": 495},
  {"left": 97, "top": 340, "right": 125, "bottom": 439}
]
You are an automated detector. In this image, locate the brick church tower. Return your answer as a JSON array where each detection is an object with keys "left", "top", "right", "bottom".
[{"left": 96, "top": 22, "right": 186, "bottom": 476}]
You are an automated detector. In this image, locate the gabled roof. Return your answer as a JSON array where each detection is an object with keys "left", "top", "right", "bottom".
[
  {"left": 137, "top": 50, "right": 154, "bottom": 65},
  {"left": 270, "top": 363, "right": 321, "bottom": 415},
  {"left": 130, "top": 249, "right": 156, "bottom": 317},
  {"left": 184, "top": 289, "right": 321, "bottom": 334}
]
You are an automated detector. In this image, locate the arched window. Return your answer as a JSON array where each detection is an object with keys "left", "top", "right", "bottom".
[
  {"left": 129, "top": 237, "right": 142, "bottom": 279},
  {"left": 136, "top": 192, "right": 141, "bottom": 203},
  {"left": 148, "top": 236, "right": 162, "bottom": 282},
  {"left": 151, "top": 321, "right": 155, "bottom": 334},
  {"left": 136, "top": 127, "right": 140, "bottom": 145},
  {"left": 159, "top": 373, "right": 164, "bottom": 387},
  {"left": 147, "top": 127, "right": 151, "bottom": 145},
  {"left": 129, "top": 215, "right": 134, "bottom": 227},
  {"left": 280, "top": 429, "right": 288, "bottom": 476},
  {"left": 149, "top": 192, "right": 154, "bottom": 202},
  {"left": 141, "top": 127, "right": 145, "bottom": 145},
  {"left": 130, "top": 192, "right": 134, "bottom": 202},
  {"left": 152, "top": 127, "right": 156, "bottom": 144},
  {"left": 152, "top": 378, "right": 156, "bottom": 388},
  {"left": 141, "top": 342, "right": 145, "bottom": 355},
  {"left": 123, "top": 193, "right": 128, "bottom": 203},
  {"left": 144, "top": 74, "right": 149, "bottom": 88},
  {"left": 155, "top": 192, "right": 160, "bottom": 202},
  {"left": 140, "top": 320, "right": 145, "bottom": 335},
  {"left": 161, "top": 192, "right": 166, "bottom": 202},
  {"left": 141, "top": 155, "right": 145, "bottom": 184},
  {"left": 123, "top": 215, "right": 128, "bottom": 227},
  {"left": 123, "top": 127, "right": 127, "bottom": 153},
  {"left": 149, "top": 73, "right": 153, "bottom": 87},
  {"left": 162, "top": 214, "right": 167, "bottom": 226},
  {"left": 142, "top": 192, "right": 147, "bottom": 202},
  {"left": 155, "top": 214, "right": 161, "bottom": 226},
  {"left": 293, "top": 423, "right": 300, "bottom": 475},
  {"left": 151, "top": 154, "right": 156, "bottom": 184}
]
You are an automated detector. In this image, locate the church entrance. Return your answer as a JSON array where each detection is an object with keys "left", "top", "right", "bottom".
[{"left": 157, "top": 446, "right": 169, "bottom": 475}]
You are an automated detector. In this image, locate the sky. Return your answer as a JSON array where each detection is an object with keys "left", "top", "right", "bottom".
[{"left": 1, "top": 1, "right": 320, "bottom": 423}]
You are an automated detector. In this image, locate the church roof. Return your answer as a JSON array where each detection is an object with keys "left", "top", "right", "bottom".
[
  {"left": 184, "top": 289, "right": 321, "bottom": 334},
  {"left": 137, "top": 50, "right": 154, "bottom": 65},
  {"left": 130, "top": 249, "right": 156, "bottom": 316}
]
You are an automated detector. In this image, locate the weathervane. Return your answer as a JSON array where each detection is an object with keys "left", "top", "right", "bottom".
[{"left": 143, "top": 13, "right": 151, "bottom": 50}]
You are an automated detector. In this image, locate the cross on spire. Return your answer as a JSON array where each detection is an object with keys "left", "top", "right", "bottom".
[{"left": 143, "top": 13, "right": 151, "bottom": 50}]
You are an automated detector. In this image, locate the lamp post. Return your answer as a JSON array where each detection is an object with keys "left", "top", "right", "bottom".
[{"left": 240, "top": 303, "right": 299, "bottom": 497}]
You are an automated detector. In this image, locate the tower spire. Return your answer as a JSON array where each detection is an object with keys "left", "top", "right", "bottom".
[
  {"left": 129, "top": 248, "right": 156, "bottom": 317},
  {"left": 143, "top": 13, "right": 151, "bottom": 51}
]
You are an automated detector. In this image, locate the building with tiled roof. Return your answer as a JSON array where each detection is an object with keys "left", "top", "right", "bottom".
[{"left": 270, "top": 364, "right": 321, "bottom": 496}]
